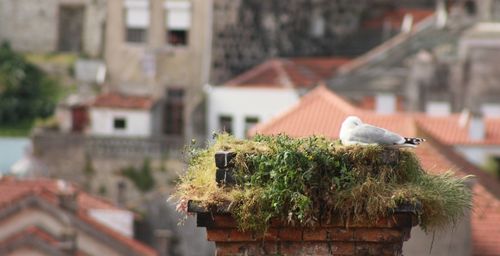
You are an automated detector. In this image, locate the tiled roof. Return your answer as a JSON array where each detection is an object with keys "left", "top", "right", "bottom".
[
  {"left": 0, "top": 178, "right": 157, "bottom": 256},
  {"left": 363, "top": 8, "right": 434, "bottom": 29},
  {"left": 0, "top": 178, "right": 118, "bottom": 212},
  {"left": 224, "top": 58, "right": 350, "bottom": 89},
  {"left": 0, "top": 226, "right": 86, "bottom": 256},
  {"left": 251, "top": 85, "right": 415, "bottom": 137},
  {"left": 416, "top": 115, "right": 500, "bottom": 145},
  {"left": 251, "top": 85, "right": 500, "bottom": 254},
  {"left": 93, "top": 92, "right": 155, "bottom": 110}
]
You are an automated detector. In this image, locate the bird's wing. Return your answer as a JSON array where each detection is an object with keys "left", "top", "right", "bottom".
[{"left": 348, "top": 124, "right": 405, "bottom": 145}]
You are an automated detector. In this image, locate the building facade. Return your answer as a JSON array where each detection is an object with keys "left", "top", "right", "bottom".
[
  {"left": 0, "top": 0, "right": 106, "bottom": 57},
  {"left": 104, "top": 0, "right": 213, "bottom": 142}
]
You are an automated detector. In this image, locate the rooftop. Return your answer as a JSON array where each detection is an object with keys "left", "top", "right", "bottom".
[
  {"left": 92, "top": 92, "right": 156, "bottom": 110},
  {"left": 224, "top": 57, "right": 350, "bottom": 89},
  {"left": 0, "top": 178, "right": 157, "bottom": 256}
]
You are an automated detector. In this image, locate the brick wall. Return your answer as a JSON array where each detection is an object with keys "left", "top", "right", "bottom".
[{"left": 190, "top": 211, "right": 417, "bottom": 256}]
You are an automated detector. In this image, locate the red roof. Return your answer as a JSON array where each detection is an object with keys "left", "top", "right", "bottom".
[
  {"left": 363, "top": 8, "right": 434, "bottom": 29},
  {"left": 0, "top": 178, "right": 157, "bottom": 256},
  {"left": 0, "top": 226, "right": 86, "bottom": 256},
  {"left": 252, "top": 85, "right": 500, "bottom": 254},
  {"left": 93, "top": 92, "right": 155, "bottom": 110},
  {"left": 251, "top": 85, "right": 415, "bottom": 137},
  {"left": 225, "top": 58, "right": 350, "bottom": 89},
  {"left": 416, "top": 115, "right": 500, "bottom": 145}
]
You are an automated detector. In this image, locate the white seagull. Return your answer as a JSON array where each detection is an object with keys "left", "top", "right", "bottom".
[{"left": 339, "top": 116, "right": 425, "bottom": 148}]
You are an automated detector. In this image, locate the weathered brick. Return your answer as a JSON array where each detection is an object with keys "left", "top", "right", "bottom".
[
  {"left": 303, "top": 228, "right": 353, "bottom": 241},
  {"left": 330, "top": 242, "right": 355, "bottom": 255},
  {"left": 255, "top": 228, "right": 279, "bottom": 241},
  {"left": 278, "top": 228, "right": 303, "bottom": 241},
  {"left": 354, "top": 228, "right": 403, "bottom": 242},
  {"left": 216, "top": 242, "right": 278, "bottom": 256},
  {"left": 355, "top": 242, "right": 403, "bottom": 256},
  {"left": 228, "top": 229, "right": 255, "bottom": 241},
  {"left": 207, "top": 229, "right": 230, "bottom": 241},
  {"left": 280, "top": 242, "right": 332, "bottom": 255},
  {"left": 212, "top": 215, "right": 239, "bottom": 228}
]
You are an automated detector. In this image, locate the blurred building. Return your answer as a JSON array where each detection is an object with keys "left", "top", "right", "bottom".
[
  {"left": 0, "top": 177, "right": 157, "bottom": 256},
  {"left": 0, "top": 0, "right": 106, "bottom": 57},
  {"left": 104, "top": 0, "right": 212, "bottom": 143},
  {"left": 328, "top": 0, "right": 500, "bottom": 117},
  {"left": 210, "top": 0, "right": 436, "bottom": 84},
  {"left": 206, "top": 57, "right": 349, "bottom": 139}
]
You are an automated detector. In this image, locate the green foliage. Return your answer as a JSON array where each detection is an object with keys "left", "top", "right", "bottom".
[
  {"left": 121, "top": 158, "right": 155, "bottom": 192},
  {"left": 176, "top": 134, "right": 473, "bottom": 233},
  {"left": 0, "top": 42, "right": 61, "bottom": 124},
  {"left": 0, "top": 119, "right": 34, "bottom": 137},
  {"left": 98, "top": 184, "right": 107, "bottom": 196},
  {"left": 482, "top": 156, "right": 500, "bottom": 179}
]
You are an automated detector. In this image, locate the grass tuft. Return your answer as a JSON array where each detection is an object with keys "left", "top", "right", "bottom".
[{"left": 174, "top": 134, "right": 473, "bottom": 233}]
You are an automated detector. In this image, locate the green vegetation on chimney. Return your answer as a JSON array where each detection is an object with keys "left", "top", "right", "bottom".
[{"left": 175, "top": 134, "right": 473, "bottom": 233}]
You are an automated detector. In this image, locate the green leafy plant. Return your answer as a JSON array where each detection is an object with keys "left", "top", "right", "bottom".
[
  {"left": 175, "top": 134, "right": 473, "bottom": 233},
  {"left": 0, "top": 42, "right": 61, "bottom": 126}
]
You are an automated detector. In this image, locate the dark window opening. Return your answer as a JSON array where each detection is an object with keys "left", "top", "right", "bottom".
[
  {"left": 219, "top": 116, "right": 233, "bottom": 134},
  {"left": 465, "top": 0, "right": 476, "bottom": 16},
  {"left": 58, "top": 5, "right": 84, "bottom": 52},
  {"left": 244, "top": 117, "right": 259, "bottom": 138},
  {"left": 114, "top": 118, "right": 126, "bottom": 130},
  {"left": 167, "top": 30, "right": 188, "bottom": 46},
  {"left": 164, "top": 89, "right": 184, "bottom": 135},
  {"left": 126, "top": 28, "right": 147, "bottom": 43}
]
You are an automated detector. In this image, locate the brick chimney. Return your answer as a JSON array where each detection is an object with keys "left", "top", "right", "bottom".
[
  {"left": 189, "top": 204, "right": 417, "bottom": 256},
  {"left": 188, "top": 152, "right": 419, "bottom": 256}
]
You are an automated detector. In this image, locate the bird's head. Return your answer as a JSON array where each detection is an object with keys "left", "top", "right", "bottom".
[{"left": 341, "top": 116, "right": 362, "bottom": 130}]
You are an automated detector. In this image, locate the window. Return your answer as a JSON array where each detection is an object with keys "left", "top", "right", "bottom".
[
  {"left": 493, "top": 0, "right": 500, "bottom": 21},
  {"left": 164, "top": 1, "right": 191, "bottom": 46},
  {"left": 114, "top": 118, "right": 127, "bottom": 130},
  {"left": 244, "top": 117, "right": 259, "bottom": 138},
  {"left": 125, "top": 0, "right": 149, "bottom": 43},
  {"left": 426, "top": 102, "right": 451, "bottom": 116},
  {"left": 310, "top": 11, "right": 325, "bottom": 37},
  {"left": 219, "top": 116, "right": 233, "bottom": 134},
  {"left": 164, "top": 88, "right": 184, "bottom": 135}
]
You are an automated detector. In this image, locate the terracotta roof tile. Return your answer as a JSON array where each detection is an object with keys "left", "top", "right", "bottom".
[
  {"left": 0, "top": 226, "right": 87, "bottom": 256},
  {"left": 415, "top": 115, "right": 500, "bottom": 145},
  {"left": 225, "top": 58, "right": 350, "bottom": 89},
  {"left": 93, "top": 92, "right": 155, "bottom": 110},
  {"left": 251, "top": 85, "right": 500, "bottom": 255},
  {"left": 251, "top": 85, "right": 414, "bottom": 138},
  {"left": 0, "top": 178, "right": 157, "bottom": 256}
]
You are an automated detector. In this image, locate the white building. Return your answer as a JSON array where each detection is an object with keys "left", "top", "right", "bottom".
[
  {"left": 206, "top": 57, "right": 350, "bottom": 139},
  {"left": 89, "top": 92, "right": 158, "bottom": 137},
  {"left": 207, "top": 86, "right": 300, "bottom": 139}
]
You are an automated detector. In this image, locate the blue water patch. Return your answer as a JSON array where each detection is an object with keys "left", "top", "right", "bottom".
[{"left": 0, "top": 137, "right": 29, "bottom": 173}]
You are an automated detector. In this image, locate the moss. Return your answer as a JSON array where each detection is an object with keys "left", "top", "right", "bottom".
[{"left": 175, "top": 134, "right": 473, "bottom": 233}]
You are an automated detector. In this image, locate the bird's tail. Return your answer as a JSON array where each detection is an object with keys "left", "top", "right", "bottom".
[{"left": 403, "top": 137, "right": 426, "bottom": 147}]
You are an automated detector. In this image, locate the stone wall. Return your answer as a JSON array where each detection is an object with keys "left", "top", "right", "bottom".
[
  {"left": 0, "top": 0, "right": 106, "bottom": 57},
  {"left": 210, "top": 0, "right": 436, "bottom": 84}
]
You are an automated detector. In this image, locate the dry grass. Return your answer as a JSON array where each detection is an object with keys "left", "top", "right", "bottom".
[{"left": 174, "top": 134, "right": 473, "bottom": 232}]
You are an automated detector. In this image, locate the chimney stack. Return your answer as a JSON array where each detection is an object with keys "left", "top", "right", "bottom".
[{"left": 57, "top": 180, "right": 79, "bottom": 212}]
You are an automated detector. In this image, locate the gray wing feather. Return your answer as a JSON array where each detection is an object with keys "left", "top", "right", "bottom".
[{"left": 349, "top": 124, "right": 405, "bottom": 145}]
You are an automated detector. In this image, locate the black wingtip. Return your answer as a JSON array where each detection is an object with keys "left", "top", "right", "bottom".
[{"left": 404, "top": 137, "right": 426, "bottom": 145}]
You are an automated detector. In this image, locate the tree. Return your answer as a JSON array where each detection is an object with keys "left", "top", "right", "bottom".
[{"left": 0, "top": 42, "right": 60, "bottom": 123}]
